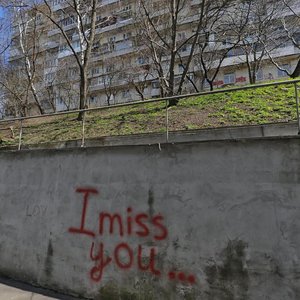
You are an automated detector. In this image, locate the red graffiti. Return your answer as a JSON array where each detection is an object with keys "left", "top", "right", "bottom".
[
  {"left": 169, "top": 271, "right": 196, "bottom": 284},
  {"left": 90, "top": 242, "right": 112, "bottom": 282},
  {"left": 68, "top": 187, "right": 196, "bottom": 285},
  {"left": 89, "top": 242, "right": 161, "bottom": 282},
  {"left": 236, "top": 76, "right": 247, "bottom": 83},
  {"left": 98, "top": 211, "right": 168, "bottom": 239},
  {"left": 68, "top": 188, "right": 97, "bottom": 238},
  {"left": 69, "top": 190, "right": 168, "bottom": 241},
  {"left": 213, "top": 80, "right": 224, "bottom": 86},
  {"left": 138, "top": 245, "right": 161, "bottom": 276},
  {"left": 114, "top": 243, "right": 134, "bottom": 269}
]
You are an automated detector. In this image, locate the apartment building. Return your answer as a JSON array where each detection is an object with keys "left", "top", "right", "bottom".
[{"left": 7, "top": 0, "right": 300, "bottom": 114}]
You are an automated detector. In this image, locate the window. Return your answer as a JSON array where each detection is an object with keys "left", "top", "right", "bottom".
[
  {"left": 72, "top": 40, "right": 80, "bottom": 49},
  {"left": 178, "top": 64, "right": 186, "bottom": 73},
  {"left": 152, "top": 81, "right": 160, "bottom": 89},
  {"left": 59, "top": 44, "right": 68, "bottom": 53},
  {"left": 89, "top": 96, "right": 97, "bottom": 104},
  {"left": 56, "top": 96, "right": 64, "bottom": 105},
  {"left": 178, "top": 32, "right": 186, "bottom": 40},
  {"left": 45, "top": 59, "right": 57, "bottom": 68},
  {"left": 119, "top": 5, "right": 132, "bottom": 20},
  {"left": 137, "top": 57, "right": 148, "bottom": 65},
  {"left": 52, "top": 0, "right": 66, "bottom": 5},
  {"left": 36, "top": 14, "right": 42, "bottom": 25},
  {"left": 68, "top": 68, "right": 78, "bottom": 78},
  {"left": 278, "top": 64, "right": 290, "bottom": 78},
  {"left": 179, "top": 44, "right": 187, "bottom": 52},
  {"left": 122, "top": 89, "right": 130, "bottom": 98},
  {"left": 41, "top": 99, "right": 51, "bottom": 110},
  {"left": 224, "top": 73, "right": 235, "bottom": 84},
  {"left": 208, "top": 32, "right": 215, "bottom": 43},
  {"left": 204, "top": 79, "right": 210, "bottom": 88},
  {"left": 93, "top": 41, "right": 100, "bottom": 49},
  {"left": 92, "top": 67, "right": 101, "bottom": 76},
  {"left": 222, "top": 37, "right": 232, "bottom": 46},
  {"left": 108, "top": 36, "right": 116, "bottom": 43},
  {"left": 105, "top": 65, "right": 114, "bottom": 73},
  {"left": 186, "top": 73, "right": 194, "bottom": 82},
  {"left": 45, "top": 73, "right": 55, "bottom": 82},
  {"left": 256, "top": 69, "right": 263, "bottom": 81},
  {"left": 108, "top": 38, "right": 116, "bottom": 51},
  {"left": 123, "top": 32, "right": 132, "bottom": 40},
  {"left": 226, "top": 49, "right": 235, "bottom": 57},
  {"left": 60, "top": 16, "right": 75, "bottom": 27}
]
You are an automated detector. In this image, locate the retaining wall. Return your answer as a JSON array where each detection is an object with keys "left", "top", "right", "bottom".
[{"left": 0, "top": 137, "right": 300, "bottom": 299}]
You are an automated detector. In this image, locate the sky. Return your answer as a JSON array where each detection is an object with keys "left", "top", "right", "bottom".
[{"left": 0, "top": 7, "right": 10, "bottom": 61}]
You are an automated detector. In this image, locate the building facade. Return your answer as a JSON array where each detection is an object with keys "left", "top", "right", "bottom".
[{"left": 7, "top": 0, "right": 300, "bottom": 115}]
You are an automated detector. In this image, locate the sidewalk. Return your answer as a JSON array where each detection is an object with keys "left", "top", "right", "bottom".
[
  {"left": 0, "top": 279, "right": 80, "bottom": 300},
  {"left": 0, "top": 283, "right": 57, "bottom": 299}
]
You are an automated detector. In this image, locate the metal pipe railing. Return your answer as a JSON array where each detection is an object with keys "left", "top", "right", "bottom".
[
  {"left": 1, "top": 78, "right": 300, "bottom": 125},
  {"left": 0, "top": 78, "right": 300, "bottom": 150},
  {"left": 18, "top": 120, "right": 23, "bottom": 151},
  {"left": 294, "top": 82, "right": 300, "bottom": 134}
]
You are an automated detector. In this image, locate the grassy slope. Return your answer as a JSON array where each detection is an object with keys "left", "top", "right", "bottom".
[{"left": 0, "top": 83, "right": 297, "bottom": 147}]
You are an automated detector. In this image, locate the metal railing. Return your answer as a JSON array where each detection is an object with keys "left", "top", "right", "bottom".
[{"left": 0, "top": 78, "right": 300, "bottom": 150}]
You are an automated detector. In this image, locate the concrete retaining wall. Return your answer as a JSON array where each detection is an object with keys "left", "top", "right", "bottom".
[{"left": 0, "top": 137, "right": 300, "bottom": 299}]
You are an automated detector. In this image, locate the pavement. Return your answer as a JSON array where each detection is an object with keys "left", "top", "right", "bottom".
[
  {"left": 0, "top": 279, "right": 80, "bottom": 300},
  {"left": 0, "top": 283, "right": 57, "bottom": 300}
]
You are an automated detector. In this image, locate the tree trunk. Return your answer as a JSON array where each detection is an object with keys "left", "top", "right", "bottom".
[
  {"left": 249, "top": 69, "right": 256, "bottom": 84},
  {"left": 30, "top": 85, "right": 44, "bottom": 115},
  {"left": 77, "top": 67, "right": 88, "bottom": 121},
  {"left": 168, "top": 52, "right": 177, "bottom": 106}
]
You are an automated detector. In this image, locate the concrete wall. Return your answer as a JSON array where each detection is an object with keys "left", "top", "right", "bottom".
[{"left": 0, "top": 137, "right": 300, "bottom": 299}]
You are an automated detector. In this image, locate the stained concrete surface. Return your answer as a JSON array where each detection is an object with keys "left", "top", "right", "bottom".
[{"left": 1, "top": 136, "right": 300, "bottom": 299}]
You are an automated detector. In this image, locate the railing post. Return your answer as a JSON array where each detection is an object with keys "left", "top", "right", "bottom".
[
  {"left": 81, "top": 110, "right": 86, "bottom": 147},
  {"left": 165, "top": 99, "right": 169, "bottom": 143},
  {"left": 294, "top": 83, "right": 300, "bottom": 134},
  {"left": 18, "top": 120, "right": 23, "bottom": 151}
]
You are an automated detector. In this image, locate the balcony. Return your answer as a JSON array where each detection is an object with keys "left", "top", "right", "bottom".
[
  {"left": 191, "top": 0, "right": 201, "bottom": 6},
  {"left": 95, "top": 18, "right": 133, "bottom": 35},
  {"left": 90, "top": 40, "right": 134, "bottom": 62},
  {"left": 9, "top": 49, "right": 23, "bottom": 61},
  {"left": 48, "top": 23, "right": 76, "bottom": 37},
  {"left": 151, "top": 89, "right": 160, "bottom": 97},
  {"left": 98, "top": 0, "right": 119, "bottom": 6},
  {"left": 44, "top": 40, "right": 59, "bottom": 50},
  {"left": 51, "top": 1, "right": 69, "bottom": 12},
  {"left": 58, "top": 49, "right": 73, "bottom": 59},
  {"left": 89, "top": 82, "right": 105, "bottom": 92}
]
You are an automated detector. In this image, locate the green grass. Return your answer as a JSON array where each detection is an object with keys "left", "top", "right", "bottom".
[{"left": 0, "top": 83, "right": 298, "bottom": 148}]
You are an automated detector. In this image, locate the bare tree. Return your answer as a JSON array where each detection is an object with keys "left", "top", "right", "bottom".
[
  {"left": 0, "top": 1, "right": 45, "bottom": 115},
  {"left": 123, "top": 55, "right": 153, "bottom": 101},
  {"left": 101, "top": 58, "right": 121, "bottom": 106},
  {"left": 43, "top": 57, "right": 80, "bottom": 112},
  {"left": 0, "top": 59, "right": 32, "bottom": 116},
  {"left": 263, "top": 0, "right": 300, "bottom": 78},
  {"left": 193, "top": 0, "right": 246, "bottom": 91},
  {"left": 235, "top": 0, "right": 283, "bottom": 84},
  {"left": 14, "top": 5, "right": 45, "bottom": 113},
  {"left": 136, "top": 0, "right": 206, "bottom": 105},
  {"left": 136, "top": 0, "right": 241, "bottom": 104},
  {"left": 34, "top": 0, "right": 97, "bottom": 120}
]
